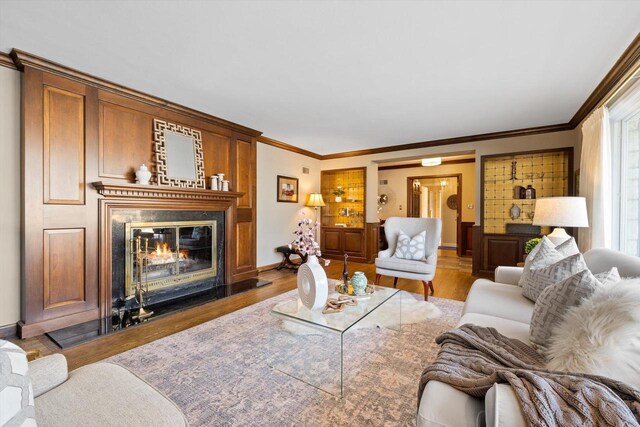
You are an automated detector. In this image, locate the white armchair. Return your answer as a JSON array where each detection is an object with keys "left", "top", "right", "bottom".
[{"left": 375, "top": 217, "right": 442, "bottom": 300}]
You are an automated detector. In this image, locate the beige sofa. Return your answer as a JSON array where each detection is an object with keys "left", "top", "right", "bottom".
[
  {"left": 30, "top": 354, "right": 187, "bottom": 427},
  {"left": 417, "top": 248, "right": 640, "bottom": 427}
]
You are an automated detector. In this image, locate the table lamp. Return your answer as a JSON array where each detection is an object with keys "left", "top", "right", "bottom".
[
  {"left": 532, "top": 197, "right": 589, "bottom": 245},
  {"left": 305, "top": 193, "right": 325, "bottom": 239}
]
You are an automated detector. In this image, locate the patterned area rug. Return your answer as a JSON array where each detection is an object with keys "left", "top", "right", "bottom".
[{"left": 108, "top": 290, "right": 463, "bottom": 426}]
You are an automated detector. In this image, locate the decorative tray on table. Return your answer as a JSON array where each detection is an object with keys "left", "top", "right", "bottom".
[{"left": 334, "top": 282, "right": 375, "bottom": 296}]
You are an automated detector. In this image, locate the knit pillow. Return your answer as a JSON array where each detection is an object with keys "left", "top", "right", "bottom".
[
  {"left": 518, "top": 236, "right": 563, "bottom": 287},
  {"left": 0, "top": 340, "right": 36, "bottom": 426},
  {"left": 393, "top": 230, "right": 426, "bottom": 260},
  {"left": 530, "top": 269, "right": 602, "bottom": 350},
  {"left": 521, "top": 253, "right": 587, "bottom": 302}
]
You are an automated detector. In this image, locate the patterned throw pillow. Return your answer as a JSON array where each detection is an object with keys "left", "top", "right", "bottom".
[
  {"left": 518, "top": 236, "right": 563, "bottom": 287},
  {"left": 554, "top": 237, "right": 580, "bottom": 258},
  {"left": 530, "top": 269, "right": 602, "bottom": 350},
  {"left": 0, "top": 340, "right": 36, "bottom": 427},
  {"left": 521, "top": 253, "right": 587, "bottom": 302},
  {"left": 393, "top": 230, "right": 426, "bottom": 260},
  {"left": 594, "top": 267, "right": 622, "bottom": 287}
]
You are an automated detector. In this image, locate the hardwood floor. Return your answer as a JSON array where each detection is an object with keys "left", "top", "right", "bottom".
[{"left": 9, "top": 251, "right": 475, "bottom": 371}]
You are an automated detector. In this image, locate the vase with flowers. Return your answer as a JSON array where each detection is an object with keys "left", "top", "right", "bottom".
[{"left": 293, "top": 218, "right": 329, "bottom": 310}]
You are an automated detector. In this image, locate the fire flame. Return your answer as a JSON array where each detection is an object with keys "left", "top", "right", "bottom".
[{"left": 154, "top": 242, "right": 171, "bottom": 256}]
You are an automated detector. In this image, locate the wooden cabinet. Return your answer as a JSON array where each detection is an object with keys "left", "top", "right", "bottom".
[
  {"left": 321, "top": 227, "right": 366, "bottom": 261},
  {"left": 320, "top": 167, "right": 368, "bottom": 262}
]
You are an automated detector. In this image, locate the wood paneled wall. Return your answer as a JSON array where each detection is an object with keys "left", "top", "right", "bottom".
[{"left": 17, "top": 52, "right": 260, "bottom": 337}]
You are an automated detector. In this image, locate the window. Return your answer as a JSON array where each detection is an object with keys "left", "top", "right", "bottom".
[{"left": 610, "top": 78, "right": 640, "bottom": 256}]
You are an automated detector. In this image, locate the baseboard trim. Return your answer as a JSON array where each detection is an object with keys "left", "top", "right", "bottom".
[
  {"left": 257, "top": 262, "right": 281, "bottom": 273},
  {"left": 0, "top": 323, "right": 18, "bottom": 339}
]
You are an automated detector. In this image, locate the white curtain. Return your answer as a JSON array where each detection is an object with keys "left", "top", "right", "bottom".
[{"left": 578, "top": 107, "right": 612, "bottom": 252}]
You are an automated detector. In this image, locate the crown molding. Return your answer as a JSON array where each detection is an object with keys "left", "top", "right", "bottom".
[
  {"left": 569, "top": 32, "right": 640, "bottom": 128},
  {"left": 0, "top": 51, "right": 17, "bottom": 70},
  {"left": 257, "top": 136, "right": 322, "bottom": 159},
  {"left": 320, "top": 123, "right": 572, "bottom": 159},
  {"left": 10, "top": 49, "right": 262, "bottom": 137}
]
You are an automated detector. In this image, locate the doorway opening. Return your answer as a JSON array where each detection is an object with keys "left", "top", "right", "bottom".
[{"left": 407, "top": 174, "right": 462, "bottom": 255}]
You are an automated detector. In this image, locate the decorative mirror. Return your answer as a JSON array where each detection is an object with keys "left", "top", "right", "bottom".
[{"left": 153, "top": 119, "right": 205, "bottom": 188}]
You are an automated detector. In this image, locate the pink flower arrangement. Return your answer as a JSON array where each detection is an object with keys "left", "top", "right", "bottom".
[{"left": 292, "top": 218, "right": 321, "bottom": 257}]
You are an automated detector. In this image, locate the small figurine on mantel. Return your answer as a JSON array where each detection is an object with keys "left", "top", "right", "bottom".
[{"left": 135, "top": 164, "right": 152, "bottom": 185}]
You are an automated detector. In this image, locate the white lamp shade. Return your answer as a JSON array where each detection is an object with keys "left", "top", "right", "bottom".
[
  {"left": 305, "top": 193, "right": 325, "bottom": 207},
  {"left": 532, "top": 197, "right": 589, "bottom": 228}
]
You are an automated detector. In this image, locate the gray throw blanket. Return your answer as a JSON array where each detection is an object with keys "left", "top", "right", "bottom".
[{"left": 419, "top": 324, "right": 640, "bottom": 426}]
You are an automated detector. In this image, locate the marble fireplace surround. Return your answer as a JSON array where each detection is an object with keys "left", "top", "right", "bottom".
[{"left": 94, "top": 182, "right": 244, "bottom": 320}]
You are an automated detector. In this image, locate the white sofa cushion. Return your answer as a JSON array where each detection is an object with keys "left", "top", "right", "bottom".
[
  {"left": 518, "top": 237, "right": 562, "bottom": 287},
  {"left": 462, "top": 279, "right": 534, "bottom": 324},
  {"left": 529, "top": 269, "right": 601, "bottom": 350},
  {"left": 485, "top": 384, "right": 526, "bottom": 427},
  {"left": 393, "top": 230, "right": 427, "bottom": 260},
  {"left": 35, "top": 362, "right": 187, "bottom": 427},
  {"left": 375, "top": 257, "right": 435, "bottom": 274},
  {"left": 418, "top": 380, "right": 485, "bottom": 427},
  {"left": 0, "top": 340, "right": 36, "bottom": 427},
  {"left": 457, "top": 313, "right": 531, "bottom": 344},
  {"left": 521, "top": 253, "right": 587, "bottom": 302}
]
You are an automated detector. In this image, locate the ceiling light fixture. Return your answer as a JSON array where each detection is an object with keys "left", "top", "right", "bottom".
[{"left": 421, "top": 157, "right": 442, "bottom": 166}]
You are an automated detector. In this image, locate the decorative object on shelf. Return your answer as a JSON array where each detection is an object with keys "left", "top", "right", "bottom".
[
  {"left": 446, "top": 194, "right": 458, "bottom": 210},
  {"left": 277, "top": 175, "right": 299, "bottom": 203},
  {"left": 513, "top": 185, "right": 524, "bottom": 199},
  {"left": 532, "top": 197, "right": 589, "bottom": 245},
  {"left": 153, "top": 119, "right": 205, "bottom": 189},
  {"left": 221, "top": 180, "right": 230, "bottom": 191},
  {"left": 421, "top": 157, "right": 442, "bottom": 166},
  {"left": 351, "top": 271, "right": 368, "bottom": 295},
  {"left": 322, "top": 295, "right": 358, "bottom": 314},
  {"left": 335, "top": 281, "right": 375, "bottom": 296},
  {"left": 510, "top": 203, "right": 521, "bottom": 220},
  {"left": 525, "top": 185, "right": 536, "bottom": 199},
  {"left": 525, "top": 238, "right": 542, "bottom": 255},
  {"left": 519, "top": 186, "right": 527, "bottom": 199},
  {"left": 135, "top": 164, "right": 152, "bottom": 185},
  {"left": 333, "top": 186, "right": 345, "bottom": 202},
  {"left": 210, "top": 175, "right": 219, "bottom": 191},
  {"left": 510, "top": 160, "right": 517, "bottom": 180}
]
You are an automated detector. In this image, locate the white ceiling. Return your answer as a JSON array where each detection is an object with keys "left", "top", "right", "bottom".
[{"left": 1, "top": 1, "right": 639, "bottom": 155}]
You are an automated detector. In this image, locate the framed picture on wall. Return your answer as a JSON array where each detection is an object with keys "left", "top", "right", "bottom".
[{"left": 277, "top": 175, "right": 299, "bottom": 203}]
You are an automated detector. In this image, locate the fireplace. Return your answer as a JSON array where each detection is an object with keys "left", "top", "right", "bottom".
[
  {"left": 125, "top": 220, "right": 217, "bottom": 297},
  {"left": 111, "top": 209, "right": 225, "bottom": 311}
]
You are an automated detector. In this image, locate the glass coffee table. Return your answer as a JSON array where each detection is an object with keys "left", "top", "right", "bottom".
[{"left": 269, "top": 283, "right": 401, "bottom": 397}]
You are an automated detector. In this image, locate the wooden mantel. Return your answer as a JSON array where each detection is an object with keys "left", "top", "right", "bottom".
[{"left": 92, "top": 182, "right": 245, "bottom": 201}]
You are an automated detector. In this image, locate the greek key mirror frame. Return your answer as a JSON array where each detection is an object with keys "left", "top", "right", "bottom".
[{"left": 153, "top": 119, "right": 206, "bottom": 189}]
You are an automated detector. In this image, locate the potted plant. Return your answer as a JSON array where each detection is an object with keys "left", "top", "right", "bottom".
[
  {"left": 333, "top": 187, "right": 345, "bottom": 202},
  {"left": 525, "top": 237, "right": 542, "bottom": 255}
]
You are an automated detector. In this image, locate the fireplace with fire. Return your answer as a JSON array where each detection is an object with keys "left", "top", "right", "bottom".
[
  {"left": 111, "top": 209, "right": 225, "bottom": 314},
  {"left": 125, "top": 220, "right": 217, "bottom": 297}
]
